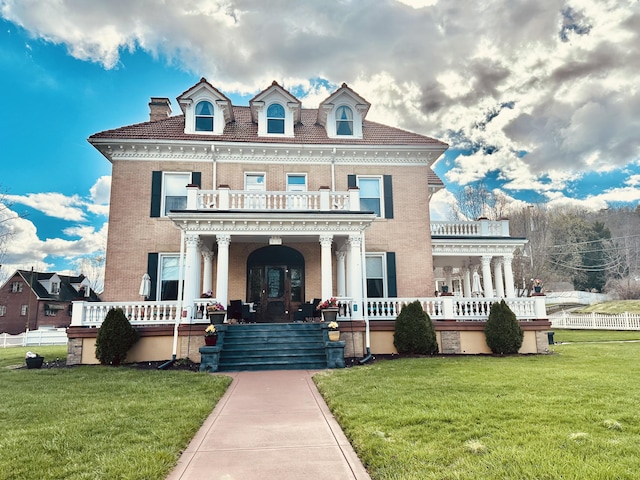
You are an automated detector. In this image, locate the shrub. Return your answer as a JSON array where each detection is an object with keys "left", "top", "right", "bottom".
[
  {"left": 95, "top": 308, "right": 139, "bottom": 365},
  {"left": 484, "top": 300, "right": 523, "bottom": 354},
  {"left": 393, "top": 300, "right": 439, "bottom": 355}
]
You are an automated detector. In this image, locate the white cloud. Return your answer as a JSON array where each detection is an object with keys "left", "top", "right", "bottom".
[
  {"left": 2, "top": 0, "right": 639, "bottom": 210},
  {"left": 6, "top": 192, "right": 87, "bottom": 221}
]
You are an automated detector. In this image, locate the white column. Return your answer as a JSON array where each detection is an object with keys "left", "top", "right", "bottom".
[
  {"left": 215, "top": 234, "right": 231, "bottom": 307},
  {"left": 481, "top": 255, "right": 494, "bottom": 298},
  {"left": 336, "top": 250, "right": 347, "bottom": 297},
  {"left": 503, "top": 254, "right": 515, "bottom": 298},
  {"left": 462, "top": 266, "right": 472, "bottom": 297},
  {"left": 348, "top": 234, "right": 363, "bottom": 320},
  {"left": 319, "top": 234, "right": 334, "bottom": 300},
  {"left": 183, "top": 234, "right": 201, "bottom": 315},
  {"left": 493, "top": 258, "right": 505, "bottom": 298},
  {"left": 202, "top": 250, "right": 214, "bottom": 295}
]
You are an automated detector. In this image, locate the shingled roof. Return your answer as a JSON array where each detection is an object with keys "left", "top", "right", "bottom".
[{"left": 89, "top": 106, "right": 448, "bottom": 148}]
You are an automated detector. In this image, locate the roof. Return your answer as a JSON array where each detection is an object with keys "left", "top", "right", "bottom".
[
  {"left": 88, "top": 105, "right": 448, "bottom": 148},
  {"left": 15, "top": 270, "right": 101, "bottom": 302}
]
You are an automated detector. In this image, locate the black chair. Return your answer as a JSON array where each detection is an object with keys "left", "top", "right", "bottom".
[
  {"left": 228, "top": 300, "right": 243, "bottom": 322},
  {"left": 311, "top": 298, "right": 322, "bottom": 321},
  {"left": 294, "top": 302, "right": 315, "bottom": 322},
  {"left": 241, "top": 304, "right": 255, "bottom": 323}
]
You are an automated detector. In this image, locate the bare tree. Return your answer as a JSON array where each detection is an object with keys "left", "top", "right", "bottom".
[
  {"left": 76, "top": 251, "right": 106, "bottom": 294},
  {"left": 449, "top": 181, "right": 512, "bottom": 221}
]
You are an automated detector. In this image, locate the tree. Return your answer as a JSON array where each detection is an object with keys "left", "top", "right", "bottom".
[
  {"left": 393, "top": 300, "right": 438, "bottom": 355},
  {"left": 95, "top": 308, "right": 139, "bottom": 365},
  {"left": 484, "top": 300, "right": 523, "bottom": 354},
  {"left": 449, "top": 181, "right": 512, "bottom": 221}
]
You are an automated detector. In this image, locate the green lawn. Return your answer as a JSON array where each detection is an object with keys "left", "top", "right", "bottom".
[
  {"left": 315, "top": 332, "right": 640, "bottom": 480},
  {"left": 0, "top": 346, "right": 231, "bottom": 480},
  {"left": 574, "top": 300, "right": 640, "bottom": 314}
]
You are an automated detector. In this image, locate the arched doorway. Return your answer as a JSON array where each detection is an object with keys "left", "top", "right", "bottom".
[{"left": 247, "top": 246, "right": 305, "bottom": 323}]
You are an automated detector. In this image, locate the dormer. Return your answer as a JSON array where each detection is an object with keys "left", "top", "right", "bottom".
[
  {"left": 177, "top": 78, "right": 234, "bottom": 135},
  {"left": 73, "top": 276, "right": 92, "bottom": 298},
  {"left": 249, "top": 81, "right": 301, "bottom": 138},
  {"left": 40, "top": 273, "right": 61, "bottom": 295},
  {"left": 317, "top": 83, "right": 370, "bottom": 139}
]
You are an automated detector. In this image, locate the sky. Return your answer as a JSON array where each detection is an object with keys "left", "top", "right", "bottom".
[{"left": 0, "top": 0, "right": 639, "bottom": 285}]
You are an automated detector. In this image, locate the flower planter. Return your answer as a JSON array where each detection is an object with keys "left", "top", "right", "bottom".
[
  {"left": 534, "top": 286, "right": 542, "bottom": 293},
  {"left": 208, "top": 310, "right": 227, "bottom": 324},
  {"left": 25, "top": 356, "right": 44, "bottom": 369},
  {"left": 328, "top": 330, "right": 340, "bottom": 341},
  {"left": 321, "top": 308, "right": 339, "bottom": 323},
  {"left": 204, "top": 335, "right": 218, "bottom": 346}
]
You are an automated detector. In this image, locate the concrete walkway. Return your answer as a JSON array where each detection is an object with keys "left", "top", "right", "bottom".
[{"left": 166, "top": 370, "right": 371, "bottom": 480}]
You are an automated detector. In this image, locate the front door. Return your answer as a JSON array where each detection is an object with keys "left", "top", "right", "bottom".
[{"left": 247, "top": 246, "right": 305, "bottom": 323}]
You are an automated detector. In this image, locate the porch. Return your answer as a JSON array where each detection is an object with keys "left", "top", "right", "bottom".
[{"left": 67, "top": 295, "right": 551, "bottom": 366}]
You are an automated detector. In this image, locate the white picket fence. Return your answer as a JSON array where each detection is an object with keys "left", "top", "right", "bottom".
[
  {"left": 549, "top": 311, "right": 640, "bottom": 330},
  {"left": 0, "top": 328, "right": 68, "bottom": 348}
]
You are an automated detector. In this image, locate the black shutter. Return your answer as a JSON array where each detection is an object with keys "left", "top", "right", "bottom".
[
  {"left": 150, "top": 171, "right": 162, "bottom": 217},
  {"left": 386, "top": 252, "right": 397, "bottom": 297},
  {"left": 147, "top": 253, "right": 158, "bottom": 301},
  {"left": 383, "top": 175, "right": 394, "bottom": 219},
  {"left": 191, "top": 172, "right": 202, "bottom": 188},
  {"left": 348, "top": 174, "right": 356, "bottom": 188}
]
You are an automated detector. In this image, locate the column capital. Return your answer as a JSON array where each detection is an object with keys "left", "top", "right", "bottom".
[
  {"left": 481, "top": 255, "right": 493, "bottom": 266},
  {"left": 335, "top": 250, "right": 347, "bottom": 261},
  {"left": 347, "top": 234, "right": 362, "bottom": 247},
  {"left": 502, "top": 253, "right": 514, "bottom": 262},
  {"left": 185, "top": 234, "right": 200, "bottom": 248},
  {"left": 319, "top": 234, "right": 333, "bottom": 248},
  {"left": 202, "top": 250, "right": 215, "bottom": 262},
  {"left": 216, "top": 234, "right": 231, "bottom": 248}
]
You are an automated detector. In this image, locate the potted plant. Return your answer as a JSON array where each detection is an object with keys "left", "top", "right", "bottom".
[
  {"left": 204, "top": 324, "right": 218, "bottom": 346},
  {"left": 327, "top": 321, "right": 340, "bottom": 341},
  {"left": 201, "top": 290, "right": 213, "bottom": 298},
  {"left": 317, "top": 297, "right": 339, "bottom": 322},
  {"left": 25, "top": 351, "right": 44, "bottom": 369},
  {"left": 206, "top": 302, "right": 227, "bottom": 324},
  {"left": 531, "top": 278, "right": 543, "bottom": 294}
]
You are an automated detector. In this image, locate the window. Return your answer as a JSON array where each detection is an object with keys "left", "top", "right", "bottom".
[
  {"left": 336, "top": 105, "right": 354, "bottom": 135},
  {"left": 195, "top": 101, "right": 214, "bottom": 132},
  {"left": 366, "top": 255, "right": 385, "bottom": 298},
  {"left": 159, "top": 255, "right": 183, "bottom": 301},
  {"left": 286, "top": 174, "right": 307, "bottom": 192},
  {"left": 266, "top": 103, "right": 285, "bottom": 134},
  {"left": 20, "top": 305, "right": 28, "bottom": 316},
  {"left": 359, "top": 177, "right": 382, "bottom": 217},
  {"left": 51, "top": 282, "right": 60, "bottom": 294},
  {"left": 245, "top": 173, "right": 266, "bottom": 191},
  {"left": 162, "top": 172, "right": 191, "bottom": 216},
  {"left": 0, "top": 305, "right": 6, "bottom": 316},
  {"left": 10, "top": 282, "right": 23, "bottom": 293}
]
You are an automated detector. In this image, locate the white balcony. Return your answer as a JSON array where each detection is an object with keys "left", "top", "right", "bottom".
[{"left": 188, "top": 186, "right": 357, "bottom": 212}]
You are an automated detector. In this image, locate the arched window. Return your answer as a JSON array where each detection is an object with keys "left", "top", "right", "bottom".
[
  {"left": 336, "top": 105, "right": 353, "bottom": 135},
  {"left": 267, "top": 103, "right": 285, "bottom": 134},
  {"left": 195, "top": 101, "right": 214, "bottom": 132}
]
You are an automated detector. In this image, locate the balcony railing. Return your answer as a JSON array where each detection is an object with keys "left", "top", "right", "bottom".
[
  {"left": 71, "top": 296, "right": 546, "bottom": 328},
  {"left": 430, "top": 219, "right": 511, "bottom": 237},
  {"left": 188, "top": 186, "right": 357, "bottom": 212}
]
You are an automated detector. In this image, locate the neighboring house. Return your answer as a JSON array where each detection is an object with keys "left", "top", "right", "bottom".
[
  {"left": 0, "top": 270, "right": 100, "bottom": 334},
  {"left": 68, "top": 78, "right": 549, "bottom": 366}
]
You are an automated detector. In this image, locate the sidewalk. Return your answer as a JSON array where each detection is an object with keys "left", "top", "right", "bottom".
[{"left": 166, "top": 370, "right": 371, "bottom": 480}]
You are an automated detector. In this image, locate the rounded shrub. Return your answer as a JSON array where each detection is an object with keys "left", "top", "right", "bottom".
[
  {"left": 95, "top": 308, "right": 139, "bottom": 365},
  {"left": 484, "top": 299, "right": 523, "bottom": 354},
  {"left": 393, "top": 300, "right": 439, "bottom": 355}
]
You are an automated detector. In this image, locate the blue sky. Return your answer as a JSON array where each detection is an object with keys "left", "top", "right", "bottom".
[{"left": 1, "top": 0, "right": 639, "bottom": 286}]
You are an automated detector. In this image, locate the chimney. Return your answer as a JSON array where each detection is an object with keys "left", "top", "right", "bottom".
[{"left": 148, "top": 97, "right": 171, "bottom": 122}]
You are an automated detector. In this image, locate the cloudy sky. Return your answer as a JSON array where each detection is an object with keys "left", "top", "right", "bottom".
[{"left": 1, "top": 0, "right": 639, "bottom": 284}]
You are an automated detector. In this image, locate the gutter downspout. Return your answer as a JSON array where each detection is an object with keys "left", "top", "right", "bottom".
[
  {"left": 359, "top": 232, "right": 373, "bottom": 364},
  {"left": 159, "top": 228, "right": 186, "bottom": 370}
]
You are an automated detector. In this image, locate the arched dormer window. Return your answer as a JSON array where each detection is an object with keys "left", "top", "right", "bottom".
[
  {"left": 336, "top": 105, "right": 354, "bottom": 136},
  {"left": 195, "top": 101, "right": 214, "bottom": 132},
  {"left": 267, "top": 103, "right": 285, "bottom": 134}
]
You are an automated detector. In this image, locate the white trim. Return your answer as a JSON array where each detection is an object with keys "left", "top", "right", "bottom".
[
  {"left": 357, "top": 175, "right": 384, "bottom": 218},
  {"left": 365, "top": 252, "right": 387, "bottom": 298}
]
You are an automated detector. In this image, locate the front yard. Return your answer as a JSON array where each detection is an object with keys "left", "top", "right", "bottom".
[{"left": 314, "top": 330, "right": 640, "bottom": 479}]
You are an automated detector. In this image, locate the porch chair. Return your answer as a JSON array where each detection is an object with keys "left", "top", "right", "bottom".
[{"left": 228, "top": 300, "right": 244, "bottom": 323}]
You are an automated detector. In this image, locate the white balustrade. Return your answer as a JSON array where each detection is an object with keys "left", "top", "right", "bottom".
[{"left": 196, "top": 190, "right": 352, "bottom": 212}]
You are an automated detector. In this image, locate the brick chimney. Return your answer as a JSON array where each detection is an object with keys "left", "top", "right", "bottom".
[{"left": 148, "top": 97, "right": 171, "bottom": 122}]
